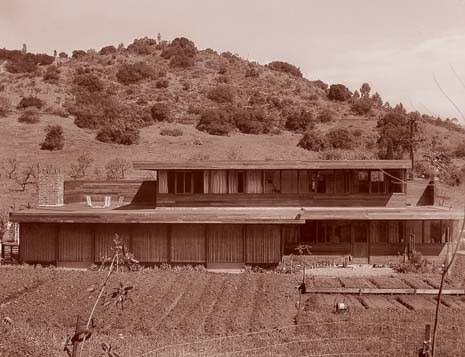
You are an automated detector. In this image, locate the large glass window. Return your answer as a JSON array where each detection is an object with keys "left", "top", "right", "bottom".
[
  {"left": 264, "top": 170, "right": 281, "bottom": 193},
  {"left": 281, "top": 170, "right": 299, "bottom": 193},
  {"left": 167, "top": 171, "right": 204, "bottom": 194},
  {"left": 370, "top": 171, "right": 385, "bottom": 193}
]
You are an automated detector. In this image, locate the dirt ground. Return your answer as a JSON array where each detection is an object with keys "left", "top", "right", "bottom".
[{"left": 1, "top": 266, "right": 465, "bottom": 356}]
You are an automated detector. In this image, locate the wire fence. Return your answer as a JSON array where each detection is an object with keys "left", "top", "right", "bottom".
[{"left": 77, "top": 312, "right": 465, "bottom": 357}]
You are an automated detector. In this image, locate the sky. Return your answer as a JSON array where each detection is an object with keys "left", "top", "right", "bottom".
[{"left": 2, "top": 0, "right": 465, "bottom": 119}]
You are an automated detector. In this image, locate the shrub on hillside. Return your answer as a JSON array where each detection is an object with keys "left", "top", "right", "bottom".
[
  {"left": 267, "top": 61, "right": 302, "bottom": 77},
  {"left": 453, "top": 142, "right": 465, "bottom": 158},
  {"left": 72, "top": 50, "right": 87, "bottom": 59},
  {"left": 312, "top": 80, "right": 329, "bottom": 91},
  {"left": 155, "top": 79, "right": 169, "bottom": 89},
  {"left": 150, "top": 102, "right": 170, "bottom": 121},
  {"left": 160, "top": 127, "right": 183, "bottom": 137},
  {"left": 327, "top": 84, "right": 352, "bottom": 101},
  {"left": 17, "top": 96, "right": 44, "bottom": 110},
  {"left": 196, "top": 108, "right": 235, "bottom": 136},
  {"left": 73, "top": 72, "right": 104, "bottom": 92},
  {"left": 351, "top": 98, "right": 373, "bottom": 115},
  {"left": 207, "top": 85, "right": 235, "bottom": 103},
  {"left": 5, "top": 58, "right": 38, "bottom": 73},
  {"left": 67, "top": 91, "right": 121, "bottom": 129},
  {"left": 18, "top": 108, "right": 40, "bottom": 124},
  {"left": 245, "top": 66, "right": 259, "bottom": 78},
  {"left": 0, "top": 96, "right": 11, "bottom": 117},
  {"left": 161, "top": 37, "right": 197, "bottom": 68},
  {"left": 58, "top": 52, "right": 68, "bottom": 58},
  {"left": 233, "top": 108, "right": 270, "bottom": 134},
  {"left": 3, "top": 51, "right": 54, "bottom": 73},
  {"left": 298, "top": 129, "right": 327, "bottom": 151},
  {"left": 99, "top": 45, "right": 117, "bottom": 55},
  {"left": 325, "top": 128, "right": 354, "bottom": 149},
  {"left": 285, "top": 110, "right": 314, "bottom": 132},
  {"left": 41, "top": 125, "right": 64, "bottom": 150},
  {"left": 43, "top": 65, "right": 60, "bottom": 83},
  {"left": 116, "top": 62, "right": 156, "bottom": 85},
  {"left": 127, "top": 37, "right": 157, "bottom": 55},
  {"left": 96, "top": 124, "right": 140, "bottom": 145},
  {"left": 317, "top": 108, "right": 335, "bottom": 123}
]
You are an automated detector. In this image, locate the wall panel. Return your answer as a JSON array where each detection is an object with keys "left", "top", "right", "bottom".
[
  {"left": 207, "top": 224, "right": 243, "bottom": 263},
  {"left": 245, "top": 225, "right": 281, "bottom": 263},
  {"left": 19, "top": 223, "right": 56, "bottom": 262},
  {"left": 171, "top": 224, "right": 206, "bottom": 263},
  {"left": 58, "top": 224, "right": 93, "bottom": 262},
  {"left": 95, "top": 224, "right": 131, "bottom": 262},
  {"left": 132, "top": 224, "right": 169, "bottom": 262}
]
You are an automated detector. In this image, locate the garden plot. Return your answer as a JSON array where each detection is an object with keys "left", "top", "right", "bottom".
[{"left": 338, "top": 277, "right": 375, "bottom": 288}]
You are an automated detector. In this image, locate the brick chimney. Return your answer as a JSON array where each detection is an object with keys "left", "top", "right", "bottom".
[{"left": 38, "top": 172, "right": 64, "bottom": 206}]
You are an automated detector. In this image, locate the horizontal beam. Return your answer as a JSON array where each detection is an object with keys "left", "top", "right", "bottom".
[{"left": 306, "top": 288, "right": 465, "bottom": 295}]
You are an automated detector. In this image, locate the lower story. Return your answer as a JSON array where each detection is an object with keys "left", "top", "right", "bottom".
[{"left": 17, "top": 219, "right": 458, "bottom": 268}]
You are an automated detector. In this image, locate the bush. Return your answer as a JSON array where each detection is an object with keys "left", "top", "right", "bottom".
[
  {"left": 233, "top": 108, "right": 269, "bottom": 134},
  {"left": 285, "top": 110, "right": 314, "bottom": 132},
  {"left": 207, "top": 85, "right": 235, "bottom": 103},
  {"left": 267, "top": 61, "right": 302, "bottom": 77},
  {"left": 96, "top": 125, "right": 140, "bottom": 145},
  {"left": 161, "top": 37, "right": 197, "bottom": 68},
  {"left": 72, "top": 50, "right": 87, "bottom": 59},
  {"left": 73, "top": 72, "right": 104, "bottom": 92},
  {"left": 453, "top": 142, "right": 465, "bottom": 158},
  {"left": 18, "top": 108, "right": 40, "bottom": 124},
  {"left": 5, "top": 58, "right": 38, "bottom": 73},
  {"left": 351, "top": 98, "right": 373, "bottom": 115},
  {"left": 99, "top": 45, "right": 117, "bottom": 55},
  {"left": 298, "top": 130, "right": 327, "bottom": 151},
  {"left": 0, "top": 96, "right": 11, "bottom": 117},
  {"left": 325, "top": 128, "right": 354, "bottom": 149},
  {"left": 317, "top": 108, "right": 335, "bottom": 123},
  {"left": 327, "top": 84, "right": 352, "bottom": 101},
  {"left": 196, "top": 108, "right": 235, "bottom": 136},
  {"left": 41, "top": 125, "right": 64, "bottom": 150},
  {"left": 312, "top": 80, "right": 328, "bottom": 91},
  {"left": 43, "top": 65, "right": 60, "bottom": 82},
  {"left": 150, "top": 102, "right": 170, "bottom": 121},
  {"left": 58, "top": 52, "right": 68, "bottom": 58},
  {"left": 67, "top": 91, "right": 121, "bottom": 129},
  {"left": 116, "top": 62, "right": 156, "bottom": 85},
  {"left": 127, "top": 37, "right": 157, "bottom": 55},
  {"left": 155, "top": 79, "right": 169, "bottom": 89},
  {"left": 245, "top": 66, "right": 259, "bottom": 78},
  {"left": 17, "top": 96, "right": 44, "bottom": 110},
  {"left": 160, "top": 128, "right": 183, "bottom": 136}
]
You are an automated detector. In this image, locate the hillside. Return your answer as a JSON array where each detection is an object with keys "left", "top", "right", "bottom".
[{"left": 0, "top": 36, "right": 465, "bottom": 223}]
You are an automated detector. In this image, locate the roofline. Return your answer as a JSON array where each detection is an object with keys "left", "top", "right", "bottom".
[{"left": 133, "top": 160, "right": 412, "bottom": 171}]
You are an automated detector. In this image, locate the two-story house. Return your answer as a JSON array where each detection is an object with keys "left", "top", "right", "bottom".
[{"left": 8, "top": 160, "right": 462, "bottom": 268}]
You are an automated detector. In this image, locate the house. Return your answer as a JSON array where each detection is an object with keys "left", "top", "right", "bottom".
[{"left": 7, "top": 160, "right": 463, "bottom": 268}]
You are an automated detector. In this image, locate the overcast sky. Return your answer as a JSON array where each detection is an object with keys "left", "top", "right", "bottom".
[{"left": 2, "top": 0, "right": 465, "bottom": 119}]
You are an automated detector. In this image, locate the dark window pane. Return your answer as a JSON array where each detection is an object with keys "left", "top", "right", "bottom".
[
  {"left": 237, "top": 171, "right": 244, "bottom": 193},
  {"left": 184, "top": 172, "right": 192, "bottom": 193},
  {"left": 176, "top": 172, "right": 184, "bottom": 193},
  {"left": 193, "top": 171, "right": 204, "bottom": 193},
  {"left": 168, "top": 171, "right": 175, "bottom": 194}
]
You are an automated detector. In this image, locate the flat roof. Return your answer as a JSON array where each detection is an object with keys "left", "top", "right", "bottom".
[
  {"left": 133, "top": 160, "right": 412, "bottom": 171},
  {"left": 9, "top": 204, "right": 462, "bottom": 224}
]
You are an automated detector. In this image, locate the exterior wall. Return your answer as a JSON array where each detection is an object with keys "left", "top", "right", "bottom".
[
  {"left": 19, "top": 223, "right": 56, "bottom": 263},
  {"left": 38, "top": 173, "right": 64, "bottom": 206}
]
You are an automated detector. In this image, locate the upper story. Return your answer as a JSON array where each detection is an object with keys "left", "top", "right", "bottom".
[{"left": 129, "top": 160, "right": 416, "bottom": 207}]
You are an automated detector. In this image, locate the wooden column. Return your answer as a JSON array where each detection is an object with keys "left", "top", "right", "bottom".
[
  {"left": 368, "top": 221, "right": 372, "bottom": 264},
  {"left": 167, "top": 224, "right": 172, "bottom": 264},
  {"left": 55, "top": 224, "right": 60, "bottom": 265}
]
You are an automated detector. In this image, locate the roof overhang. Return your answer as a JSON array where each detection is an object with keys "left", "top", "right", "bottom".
[
  {"left": 9, "top": 205, "right": 462, "bottom": 224},
  {"left": 133, "top": 160, "right": 412, "bottom": 171}
]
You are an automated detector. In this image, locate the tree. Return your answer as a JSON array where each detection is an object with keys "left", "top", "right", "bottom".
[
  {"left": 327, "top": 84, "right": 352, "bottom": 101},
  {"left": 1, "top": 158, "right": 17, "bottom": 179},
  {"left": 15, "top": 163, "right": 39, "bottom": 191},
  {"left": 285, "top": 109, "right": 314, "bottom": 132},
  {"left": 325, "top": 128, "right": 355, "bottom": 149},
  {"left": 371, "top": 92, "right": 383, "bottom": 107},
  {"left": 41, "top": 125, "right": 64, "bottom": 151},
  {"left": 353, "top": 90, "right": 360, "bottom": 99},
  {"left": 298, "top": 129, "right": 327, "bottom": 151},
  {"left": 360, "top": 83, "right": 371, "bottom": 98},
  {"left": 196, "top": 108, "right": 235, "bottom": 136},
  {"left": 376, "top": 112, "right": 410, "bottom": 158},
  {"left": 69, "top": 153, "right": 94, "bottom": 180},
  {"left": 105, "top": 158, "right": 131, "bottom": 180}
]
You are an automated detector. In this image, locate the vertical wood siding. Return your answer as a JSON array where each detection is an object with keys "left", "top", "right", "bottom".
[
  {"left": 171, "top": 224, "right": 206, "bottom": 263},
  {"left": 245, "top": 225, "right": 281, "bottom": 263},
  {"left": 20, "top": 223, "right": 56, "bottom": 262},
  {"left": 207, "top": 224, "right": 243, "bottom": 263},
  {"left": 58, "top": 224, "right": 93, "bottom": 262},
  {"left": 132, "top": 224, "right": 169, "bottom": 262},
  {"left": 95, "top": 224, "right": 131, "bottom": 262}
]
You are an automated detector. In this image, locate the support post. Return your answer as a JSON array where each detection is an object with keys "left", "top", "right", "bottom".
[{"left": 420, "top": 324, "right": 431, "bottom": 357}]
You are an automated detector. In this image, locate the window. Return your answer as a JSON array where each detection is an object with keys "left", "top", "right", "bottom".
[
  {"left": 228, "top": 171, "right": 245, "bottom": 193},
  {"left": 298, "top": 170, "right": 315, "bottom": 193},
  {"left": 424, "top": 220, "right": 446, "bottom": 243},
  {"left": 316, "top": 171, "right": 333, "bottom": 193},
  {"left": 334, "top": 171, "right": 350, "bottom": 194},
  {"left": 281, "top": 170, "right": 299, "bottom": 193},
  {"left": 264, "top": 170, "right": 281, "bottom": 193},
  {"left": 167, "top": 171, "right": 204, "bottom": 194},
  {"left": 356, "top": 171, "right": 369, "bottom": 193},
  {"left": 353, "top": 221, "right": 368, "bottom": 243},
  {"left": 334, "top": 222, "right": 351, "bottom": 243},
  {"left": 370, "top": 171, "right": 385, "bottom": 193}
]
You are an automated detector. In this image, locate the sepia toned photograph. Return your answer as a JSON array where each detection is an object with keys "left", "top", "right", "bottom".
[{"left": 1, "top": 1, "right": 465, "bottom": 356}]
